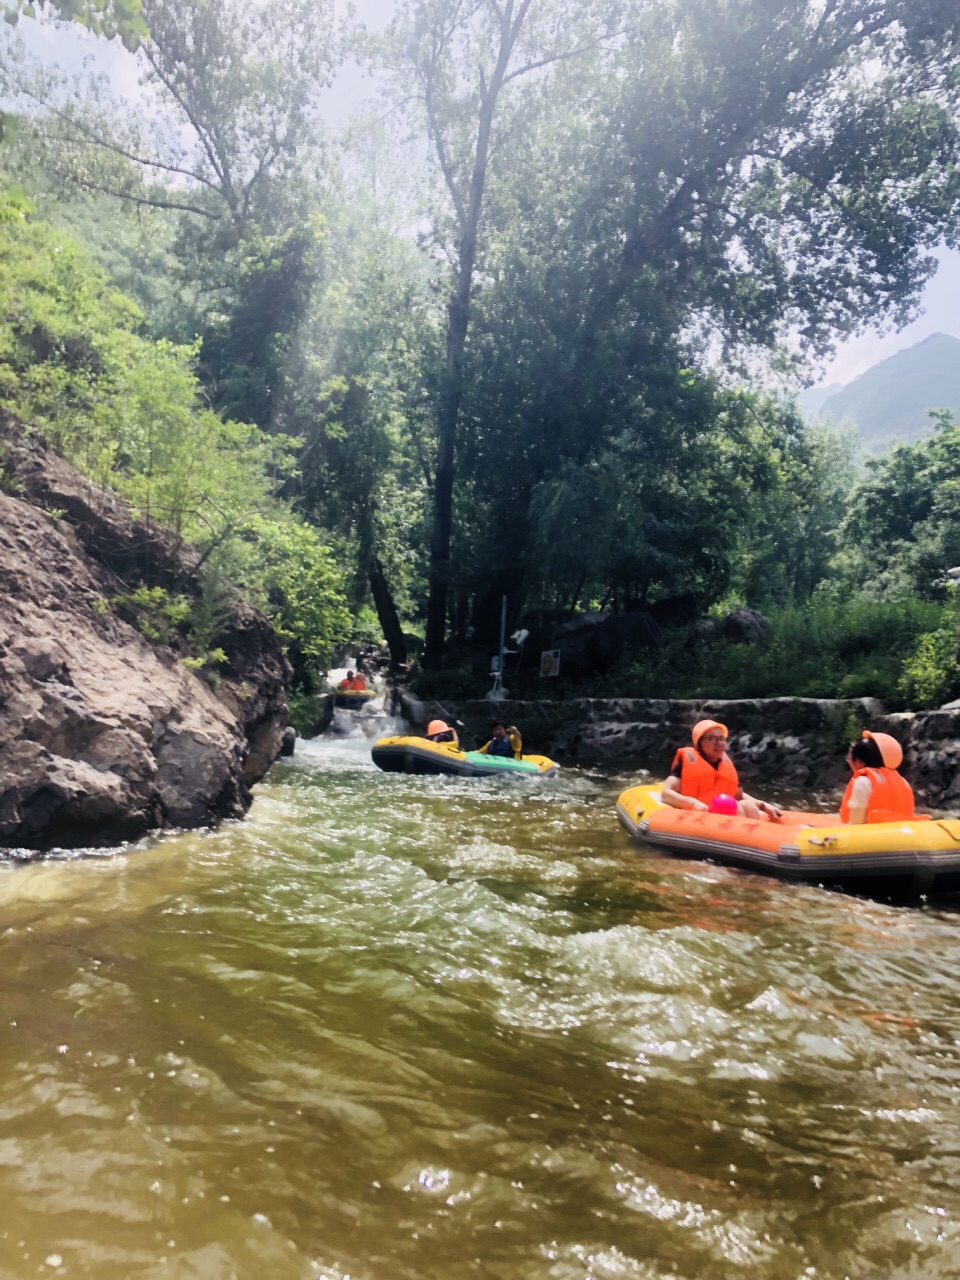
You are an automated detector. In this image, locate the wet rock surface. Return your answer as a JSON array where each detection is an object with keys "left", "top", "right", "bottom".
[{"left": 0, "top": 411, "right": 289, "bottom": 853}]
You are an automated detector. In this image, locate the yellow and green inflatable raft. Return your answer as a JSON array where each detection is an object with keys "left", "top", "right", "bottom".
[{"left": 372, "top": 735, "right": 559, "bottom": 778}]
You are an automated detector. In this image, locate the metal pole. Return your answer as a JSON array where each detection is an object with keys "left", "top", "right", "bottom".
[{"left": 497, "top": 594, "right": 507, "bottom": 694}]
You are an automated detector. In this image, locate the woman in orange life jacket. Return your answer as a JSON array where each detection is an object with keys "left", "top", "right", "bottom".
[
  {"left": 661, "top": 719, "right": 782, "bottom": 821},
  {"left": 836, "top": 731, "right": 914, "bottom": 825}
]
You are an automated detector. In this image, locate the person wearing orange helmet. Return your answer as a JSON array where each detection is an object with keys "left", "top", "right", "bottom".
[
  {"left": 425, "top": 718, "right": 459, "bottom": 746},
  {"left": 662, "top": 719, "right": 781, "bottom": 821},
  {"left": 836, "top": 730, "right": 914, "bottom": 824}
]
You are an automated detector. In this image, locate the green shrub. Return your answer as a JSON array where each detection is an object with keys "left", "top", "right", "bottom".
[
  {"left": 899, "top": 627, "right": 960, "bottom": 709},
  {"left": 113, "top": 585, "right": 192, "bottom": 644},
  {"left": 410, "top": 664, "right": 486, "bottom": 702},
  {"left": 618, "top": 594, "right": 949, "bottom": 704}
]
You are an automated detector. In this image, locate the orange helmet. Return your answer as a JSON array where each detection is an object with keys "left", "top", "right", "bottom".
[
  {"left": 863, "top": 730, "right": 903, "bottom": 769},
  {"left": 426, "top": 720, "right": 450, "bottom": 737},
  {"left": 692, "top": 719, "right": 728, "bottom": 748}
]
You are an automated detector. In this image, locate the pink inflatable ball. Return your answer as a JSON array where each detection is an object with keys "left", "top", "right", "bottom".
[{"left": 708, "top": 794, "right": 739, "bottom": 816}]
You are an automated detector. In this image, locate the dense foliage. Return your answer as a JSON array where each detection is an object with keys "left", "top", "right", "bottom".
[
  {"left": 1, "top": 0, "right": 959, "bottom": 707},
  {"left": 0, "top": 188, "right": 350, "bottom": 686},
  {"left": 2, "top": 0, "right": 145, "bottom": 48}
]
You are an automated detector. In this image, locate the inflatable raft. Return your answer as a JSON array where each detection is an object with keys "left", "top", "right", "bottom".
[
  {"left": 616, "top": 783, "right": 960, "bottom": 895},
  {"left": 372, "top": 735, "right": 559, "bottom": 778},
  {"left": 333, "top": 688, "right": 377, "bottom": 710}
]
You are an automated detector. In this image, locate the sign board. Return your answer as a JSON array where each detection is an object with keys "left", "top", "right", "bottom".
[{"left": 540, "top": 649, "right": 561, "bottom": 678}]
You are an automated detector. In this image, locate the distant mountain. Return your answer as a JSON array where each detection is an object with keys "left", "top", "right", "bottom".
[
  {"left": 803, "top": 333, "right": 960, "bottom": 451},
  {"left": 797, "top": 382, "right": 843, "bottom": 419}
]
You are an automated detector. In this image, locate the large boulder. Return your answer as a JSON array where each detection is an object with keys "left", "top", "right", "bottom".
[
  {"left": 0, "top": 410, "right": 290, "bottom": 852},
  {"left": 718, "top": 608, "right": 769, "bottom": 644}
]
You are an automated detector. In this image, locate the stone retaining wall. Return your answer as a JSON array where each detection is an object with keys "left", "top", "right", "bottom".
[{"left": 404, "top": 694, "right": 960, "bottom": 810}]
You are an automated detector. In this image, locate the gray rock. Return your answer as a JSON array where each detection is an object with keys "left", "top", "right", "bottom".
[
  {"left": 718, "top": 608, "right": 769, "bottom": 644},
  {"left": 0, "top": 409, "right": 289, "bottom": 852},
  {"left": 295, "top": 693, "right": 334, "bottom": 739}
]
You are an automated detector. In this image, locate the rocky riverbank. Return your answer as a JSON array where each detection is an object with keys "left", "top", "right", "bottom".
[
  {"left": 406, "top": 694, "right": 960, "bottom": 809},
  {"left": 0, "top": 410, "right": 290, "bottom": 853}
]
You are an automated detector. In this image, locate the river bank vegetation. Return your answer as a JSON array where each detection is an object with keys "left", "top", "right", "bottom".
[{"left": 1, "top": 0, "right": 959, "bottom": 711}]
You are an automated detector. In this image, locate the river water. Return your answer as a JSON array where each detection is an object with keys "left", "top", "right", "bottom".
[{"left": 2, "top": 720, "right": 960, "bottom": 1280}]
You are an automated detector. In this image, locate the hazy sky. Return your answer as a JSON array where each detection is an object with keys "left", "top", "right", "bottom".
[
  {"left": 6, "top": 6, "right": 958, "bottom": 392},
  {"left": 812, "top": 246, "right": 960, "bottom": 387}
]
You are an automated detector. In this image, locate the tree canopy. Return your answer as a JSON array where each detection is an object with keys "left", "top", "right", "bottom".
[
  {"left": 380, "top": 0, "right": 960, "bottom": 662},
  {"left": 3, "top": 0, "right": 146, "bottom": 49},
  {"left": 2, "top": 0, "right": 960, "bottom": 705}
]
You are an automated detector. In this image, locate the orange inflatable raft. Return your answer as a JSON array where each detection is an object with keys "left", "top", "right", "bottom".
[{"left": 616, "top": 783, "right": 960, "bottom": 896}]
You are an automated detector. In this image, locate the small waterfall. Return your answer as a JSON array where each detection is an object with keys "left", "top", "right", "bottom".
[{"left": 326, "top": 685, "right": 407, "bottom": 742}]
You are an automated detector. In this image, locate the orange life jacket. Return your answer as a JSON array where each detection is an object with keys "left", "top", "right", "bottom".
[
  {"left": 672, "top": 746, "right": 740, "bottom": 804},
  {"left": 839, "top": 767, "right": 914, "bottom": 824},
  {"left": 349, "top": 675, "right": 367, "bottom": 691}
]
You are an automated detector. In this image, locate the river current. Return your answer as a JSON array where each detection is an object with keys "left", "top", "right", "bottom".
[{"left": 2, "top": 719, "right": 960, "bottom": 1279}]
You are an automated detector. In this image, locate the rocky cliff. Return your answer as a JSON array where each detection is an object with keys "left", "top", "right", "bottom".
[{"left": 0, "top": 411, "right": 290, "bottom": 852}]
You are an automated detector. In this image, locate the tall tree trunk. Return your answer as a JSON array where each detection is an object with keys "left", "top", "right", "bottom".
[
  {"left": 423, "top": 310, "right": 468, "bottom": 665},
  {"left": 369, "top": 556, "right": 408, "bottom": 668},
  {"left": 566, "top": 572, "right": 587, "bottom": 619},
  {"left": 422, "top": 0, "right": 535, "bottom": 669},
  {"left": 422, "top": 143, "right": 489, "bottom": 667}
]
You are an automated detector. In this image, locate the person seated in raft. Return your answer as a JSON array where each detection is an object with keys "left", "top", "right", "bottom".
[
  {"left": 425, "top": 718, "right": 459, "bottom": 746},
  {"left": 477, "top": 721, "right": 522, "bottom": 758},
  {"left": 337, "top": 669, "right": 368, "bottom": 691},
  {"left": 662, "top": 719, "right": 782, "bottom": 821},
  {"left": 835, "top": 731, "right": 914, "bottom": 825}
]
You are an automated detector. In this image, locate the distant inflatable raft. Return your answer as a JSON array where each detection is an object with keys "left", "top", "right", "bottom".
[
  {"left": 333, "top": 688, "right": 377, "bottom": 710},
  {"left": 617, "top": 783, "right": 960, "bottom": 895},
  {"left": 372, "top": 735, "right": 559, "bottom": 778}
]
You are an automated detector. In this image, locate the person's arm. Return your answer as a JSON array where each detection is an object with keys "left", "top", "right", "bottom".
[
  {"left": 843, "top": 774, "right": 872, "bottom": 825},
  {"left": 662, "top": 774, "right": 708, "bottom": 811},
  {"left": 741, "top": 789, "right": 783, "bottom": 821}
]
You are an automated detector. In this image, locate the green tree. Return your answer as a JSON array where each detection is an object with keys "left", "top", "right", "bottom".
[
  {"left": 0, "top": 189, "right": 350, "bottom": 672},
  {"left": 2, "top": 0, "right": 333, "bottom": 237},
  {"left": 194, "top": 218, "right": 327, "bottom": 431},
  {"left": 408, "top": 0, "right": 960, "bottom": 644},
  {"left": 244, "top": 514, "right": 352, "bottom": 688},
  {"left": 845, "top": 410, "right": 960, "bottom": 598},
  {"left": 2, "top": 0, "right": 146, "bottom": 49},
  {"left": 385, "top": 0, "right": 616, "bottom": 666},
  {"left": 282, "top": 205, "right": 440, "bottom": 663}
]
